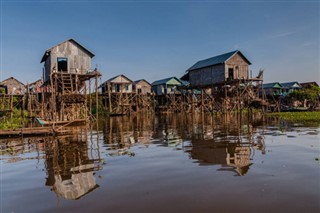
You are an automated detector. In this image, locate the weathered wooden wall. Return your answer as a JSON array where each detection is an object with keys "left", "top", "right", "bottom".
[
  {"left": 0, "top": 77, "right": 26, "bottom": 95},
  {"left": 135, "top": 80, "right": 151, "bottom": 94},
  {"left": 44, "top": 40, "right": 92, "bottom": 82},
  {"left": 189, "top": 64, "right": 225, "bottom": 86},
  {"left": 225, "top": 53, "right": 249, "bottom": 80},
  {"left": 188, "top": 52, "right": 249, "bottom": 86}
]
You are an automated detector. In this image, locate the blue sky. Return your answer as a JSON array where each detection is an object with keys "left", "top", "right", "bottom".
[{"left": 0, "top": 0, "right": 319, "bottom": 84}]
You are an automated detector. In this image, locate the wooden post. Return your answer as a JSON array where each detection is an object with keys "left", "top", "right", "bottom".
[
  {"left": 95, "top": 75, "right": 98, "bottom": 120},
  {"left": 10, "top": 95, "right": 13, "bottom": 129},
  {"left": 201, "top": 89, "right": 204, "bottom": 114},
  {"left": 84, "top": 82, "right": 88, "bottom": 120},
  {"left": 191, "top": 90, "right": 194, "bottom": 114},
  {"left": 89, "top": 79, "right": 92, "bottom": 115},
  {"left": 107, "top": 83, "right": 112, "bottom": 114}
]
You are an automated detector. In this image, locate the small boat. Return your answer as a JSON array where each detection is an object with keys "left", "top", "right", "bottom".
[
  {"left": 282, "top": 107, "right": 310, "bottom": 112},
  {"left": 35, "top": 118, "right": 86, "bottom": 126}
]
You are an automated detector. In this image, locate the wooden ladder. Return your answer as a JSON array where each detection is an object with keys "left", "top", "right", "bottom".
[{"left": 61, "top": 74, "right": 73, "bottom": 94}]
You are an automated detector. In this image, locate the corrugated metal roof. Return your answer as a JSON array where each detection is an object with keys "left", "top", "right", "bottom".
[
  {"left": 280, "top": 82, "right": 301, "bottom": 88},
  {"left": 134, "top": 79, "right": 151, "bottom": 86},
  {"left": 262, "top": 82, "right": 282, "bottom": 89},
  {"left": 186, "top": 50, "right": 251, "bottom": 72},
  {"left": 151, "top": 77, "right": 182, "bottom": 86},
  {"left": 41, "top": 38, "right": 95, "bottom": 63},
  {"left": 106, "top": 74, "right": 133, "bottom": 83},
  {"left": 99, "top": 74, "right": 133, "bottom": 88}
]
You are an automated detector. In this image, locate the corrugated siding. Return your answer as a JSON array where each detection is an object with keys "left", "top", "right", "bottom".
[
  {"left": 225, "top": 53, "right": 249, "bottom": 79},
  {"left": 136, "top": 81, "right": 151, "bottom": 94},
  {"left": 110, "top": 75, "right": 132, "bottom": 84},
  {"left": 43, "top": 40, "right": 92, "bottom": 82},
  {"left": 189, "top": 64, "right": 225, "bottom": 86}
]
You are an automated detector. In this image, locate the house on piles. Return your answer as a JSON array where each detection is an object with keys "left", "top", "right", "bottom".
[
  {"left": 39, "top": 39, "right": 100, "bottom": 122},
  {"left": 99, "top": 74, "right": 134, "bottom": 94},
  {"left": 133, "top": 79, "right": 152, "bottom": 94},
  {"left": 0, "top": 77, "right": 26, "bottom": 95},
  {"left": 27, "top": 79, "right": 43, "bottom": 93},
  {"left": 261, "top": 82, "right": 283, "bottom": 96},
  {"left": 280, "top": 81, "right": 301, "bottom": 96},
  {"left": 181, "top": 50, "right": 251, "bottom": 87},
  {"left": 151, "top": 77, "right": 183, "bottom": 96},
  {"left": 41, "top": 38, "right": 95, "bottom": 83}
]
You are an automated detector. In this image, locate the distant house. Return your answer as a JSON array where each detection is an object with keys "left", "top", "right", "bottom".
[
  {"left": 280, "top": 81, "right": 301, "bottom": 96},
  {"left": 27, "top": 79, "right": 43, "bottom": 93},
  {"left": 99, "top": 74, "right": 134, "bottom": 94},
  {"left": 0, "top": 77, "right": 26, "bottom": 95},
  {"left": 300, "top": 82, "right": 319, "bottom": 89},
  {"left": 182, "top": 50, "right": 251, "bottom": 86},
  {"left": 133, "top": 79, "right": 151, "bottom": 94},
  {"left": 262, "top": 82, "right": 283, "bottom": 96},
  {"left": 41, "top": 38, "right": 95, "bottom": 82},
  {"left": 151, "top": 77, "right": 182, "bottom": 95}
]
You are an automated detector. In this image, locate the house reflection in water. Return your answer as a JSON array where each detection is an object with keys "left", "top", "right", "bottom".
[
  {"left": 102, "top": 114, "right": 155, "bottom": 156},
  {"left": 45, "top": 134, "right": 101, "bottom": 200},
  {"left": 100, "top": 113, "right": 266, "bottom": 176},
  {"left": 184, "top": 114, "right": 266, "bottom": 176}
]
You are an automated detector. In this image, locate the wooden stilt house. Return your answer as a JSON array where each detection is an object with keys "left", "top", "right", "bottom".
[
  {"left": 182, "top": 50, "right": 251, "bottom": 87},
  {"left": 99, "top": 74, "right": 136, "bottom": 115},
  {"left": 40, "top": 38, "right": 101, "bottom": 124}
]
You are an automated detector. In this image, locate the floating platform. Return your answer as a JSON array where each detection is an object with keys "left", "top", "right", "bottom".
[{"left": 0, "top": 126, "right": 84, "bottom": 138}]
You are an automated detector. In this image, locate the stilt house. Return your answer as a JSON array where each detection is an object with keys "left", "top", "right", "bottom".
[
  {"left": 41, "top": 38, "right": 95, "bottom": 82},
  {"left": 280, "top": 82, "right": 301, "bottom": 96},
  {"left": 133, "top": 79, "right": 151, "bottom": 94},
  {"left": 0, "top": 77, "right": 26, "bottom": 95},
  {"left": 262, "top": 82, "right": 283, "bottom": 96},
  {"left": 151, "top": 77, "right": 182, "bottom": 95},
  {"left": 100, "top": 75, "right": 134, "bottom": 94},
  {"left": 39, "top": 39, "right": 100, "bottom": 122},
  {"left": 182, "top": 50, "right": 251, "bottom": 86}
]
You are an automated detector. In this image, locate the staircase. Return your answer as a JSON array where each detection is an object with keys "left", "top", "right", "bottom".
[{"left": 61, "top": 74, "right": 74, "bottom": 94}]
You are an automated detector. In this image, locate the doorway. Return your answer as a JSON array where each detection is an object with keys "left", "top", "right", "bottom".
[
  {"left": 228, "top": 68, "right": 234, "bottom": 80},
  {"left": 57, "top": 57, "right": 68, "bottom": 72}
]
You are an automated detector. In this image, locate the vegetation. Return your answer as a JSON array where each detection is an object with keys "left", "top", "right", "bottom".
[
  {"left": 266, "top": 111, "right": 320, "bottom": 124},
  {"left": 0, "top": 109, "right": 28, "bottom": 129},
  {"left": 0, "top": 88, "right": 6, "bottom": 94},
  {"left": 289, "top": 85, "right": 320, "bottom": 108}
]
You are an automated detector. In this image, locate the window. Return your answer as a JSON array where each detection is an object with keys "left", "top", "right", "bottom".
[{"left": 116, "top": 84, "right": 121, "bottom": 92}]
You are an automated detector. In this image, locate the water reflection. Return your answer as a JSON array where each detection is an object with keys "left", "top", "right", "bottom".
[
  {"left": 44, "top": 131, "right": 102, "bottom": 200},
  {"left": 102, "top": 114, "right": 155, "bottom": 156},
  {"left": 0, "top": 137, "right": 45, "bottom": 163},
  {"left": 102, "top": 113, "right": 266, "bottom": 176}
]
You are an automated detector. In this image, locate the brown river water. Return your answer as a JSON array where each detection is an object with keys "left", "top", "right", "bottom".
[{"left": 1, "top": 113, "right": 319, "bottom": 213}]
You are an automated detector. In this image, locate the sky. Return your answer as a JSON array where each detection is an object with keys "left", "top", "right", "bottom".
[{"left": 0, "top": 0, "right": 319, "bottom": 85}]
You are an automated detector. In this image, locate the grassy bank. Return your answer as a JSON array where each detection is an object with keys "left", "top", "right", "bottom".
[{"left": 266, "top": 111, "right": 320, "bottom": 124}]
